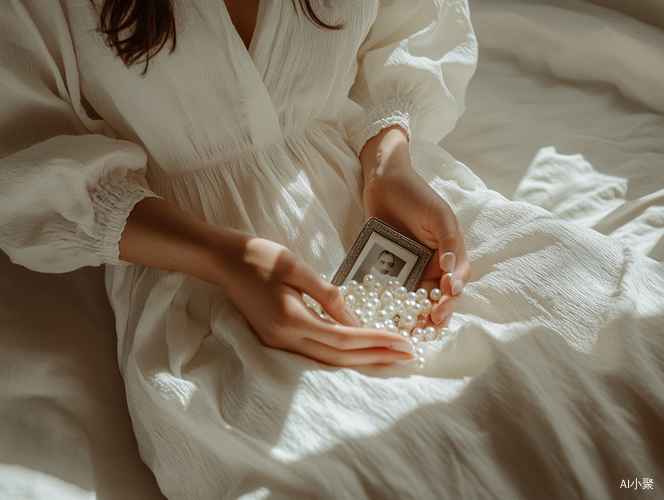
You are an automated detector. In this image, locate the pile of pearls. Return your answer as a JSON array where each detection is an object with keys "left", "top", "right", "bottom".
[{"left": 303, "top": 274, "right": 450, "bottom": 369}]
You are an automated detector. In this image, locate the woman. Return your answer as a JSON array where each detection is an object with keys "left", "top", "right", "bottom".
[{"left": 6, "top": 1, "right": 656, "bottom": 499}]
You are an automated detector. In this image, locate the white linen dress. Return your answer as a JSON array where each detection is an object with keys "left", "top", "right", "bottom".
[{"left": 2, "top": 0, "right": 663, "bottom": 499}]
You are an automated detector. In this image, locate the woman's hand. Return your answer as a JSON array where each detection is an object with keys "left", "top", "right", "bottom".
[
  {"left": 360, "top": 126, "right": 470, "bottom": 327},
  {"left": 120, "top": 197, "right": 414, "bottom": 366}
]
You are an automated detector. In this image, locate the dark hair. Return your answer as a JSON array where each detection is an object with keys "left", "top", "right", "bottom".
[{"left": 99, "top": 0, "right": 343, "bottom": 74}]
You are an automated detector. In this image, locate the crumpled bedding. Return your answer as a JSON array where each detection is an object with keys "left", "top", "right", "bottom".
[{"left": 1, "top": 0, "right": 663, "bottom": 498}]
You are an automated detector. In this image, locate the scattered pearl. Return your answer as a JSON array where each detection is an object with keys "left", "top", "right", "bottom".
[
  {"left": 399, "top": 330, "right": 410, "bottom": 339},
  {"left": 399, "top": 314, "right": 416, "bottom": 330},
  {"left": 380, "top": 291, "right": 394, "bottom": 306},
  {"left": 416, "top": 288, "right": 428, "bottom": 302},
  {"left": 430, "top": 288, "right": 442, "bottom": 301},
  {"left": 415, "top": 357, "right": 426, "bottom": 370},
  {"left": 375, "top": 310, "right": 389, "bottom": 323},
  {"left": 362, "top": 302, "right": 376, "bottom": 314},
  {"left": 363, "top": 274, "right": 375, "bottom": 287},
  {"left": 420, "top": 299, "right": 432, "bottom": 315},
  {"left": 372, "top": 282, "right": 383, "bottom": 295},
  {"left": 347, "top": 280, "right": 358, "bottom": 292},
  {"left": 320, "top": 273, "right": 328, "bottom": 281},
  {"left": 386, "top": 324, "right": 399, "bottom": 333},
  {"left": 411, "top": 303, "right": 423, "bottom": 317},
  {"left": 406, "top": 291, "right": 418, "bottom": 302},
  {"left": 412, "top": 328, "right": 424, "bottom": 341},
  {"left": 415, "top": 347, "right": 424, "bottom": 357},
  {"left": 424, "top": 326, "right": 436, "bottom": 341},
  {"left": 355, "top": 285, "right": 366, "bottom": 297},
  {"left": 386, "top": 280, "right": 398, "bottom": 291},
  {"left": 345, "top": 294, "right": 357, "bottom": 308},
  {"left": 408, "top": 337, "right": 420, "bottom": 348},
  {"left": 339, "top": 285, "right": 347, "bottom": 296},
  {"left": 395, "top": 287, "right": 408, "bottom": 301}
]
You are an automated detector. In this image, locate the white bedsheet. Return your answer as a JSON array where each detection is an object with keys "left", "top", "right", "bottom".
[{"left": 1, "top": 0, "right": 663, "bottom": 498}]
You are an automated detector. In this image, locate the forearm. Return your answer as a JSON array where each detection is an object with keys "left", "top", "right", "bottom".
[{"left": 118, "top": 197, "right": 241, "bottom": 285}]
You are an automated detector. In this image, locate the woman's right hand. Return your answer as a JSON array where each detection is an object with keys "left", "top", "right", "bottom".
[
  {"left": 120, "top": 197, "right": 414, "bottom": 367},
  {"left": 211, "top": 234, "right": 415, "bottom": 366}
]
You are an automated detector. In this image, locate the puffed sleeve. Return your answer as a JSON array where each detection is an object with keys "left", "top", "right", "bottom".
[
  {"left": 0, "top": 1, "right": 157, "bottom": 273},
  {"left": 345, "top": 0, "right": 478, "bottom": 154}
]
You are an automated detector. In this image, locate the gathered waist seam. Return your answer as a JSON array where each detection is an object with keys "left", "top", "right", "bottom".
[{"left": 148, "top": 125, "right": 336, "bottom": 185}]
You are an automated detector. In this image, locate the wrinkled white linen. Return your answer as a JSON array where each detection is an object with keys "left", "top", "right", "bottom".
[{"left": 1, "top": 0, "right": 664, "bottom": 499}]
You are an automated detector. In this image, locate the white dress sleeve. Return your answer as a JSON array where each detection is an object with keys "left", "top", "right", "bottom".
[
  {"left": 0, "top": 1, "right": 157, "bottom": 273},
  {"left": 346, "top": 0, "right": 478, "bottom": 154}
]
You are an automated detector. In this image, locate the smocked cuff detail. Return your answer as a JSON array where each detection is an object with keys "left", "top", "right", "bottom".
[
  {"left": 84, "top": 177, "right": 159, "bottom": 265},
  {"left": 351, "top": 97, "right": 416, "bottom": 155}
]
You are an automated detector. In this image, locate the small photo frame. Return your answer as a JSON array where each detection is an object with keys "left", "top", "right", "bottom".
[{"left": 332, "top": 218, "right": 434, "bottom": 291}]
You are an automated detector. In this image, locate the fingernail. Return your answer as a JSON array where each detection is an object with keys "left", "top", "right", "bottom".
[
  {"left": 441, "top": 252, "right": 456, "bottom": 273},
  {"left": 390, "top": 342, "right": 414, "bottom": 354},
  {"left": 341, "top": 305, "right": 361, "bottom": 327},
  {"left": 451, "top": 277, "right": 466, "bottom": 295},
  {"left": 395, "top": 358, "right": 417, "bottom": 366}
]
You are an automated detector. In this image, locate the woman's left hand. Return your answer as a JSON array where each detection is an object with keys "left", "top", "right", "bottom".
[{"left": 360, "top": 126, "right": 470, "bottom": 327}]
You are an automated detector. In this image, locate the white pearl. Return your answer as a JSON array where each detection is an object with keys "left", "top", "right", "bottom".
[
  {"left": 416, "top": 288, "right": 428, "bottom": 302},
  {"left": 420, "top": 299, "right": 432, "bottom": 315},
  {"left": 372, "top": 282, "right": 383, "bottom": 295},
  {"left": 406, "top": 291, "right": 418, "bottom": 302},
  {"left": 411, "top": 303, "right": 423, "bottom": 317},
  {"left": 362, "top": 302, "right": 376, "bottom": 314},
  {"left": 372, "top": 322, "right": 385, "bottom": 330},
  {"left": 353, "top": 308, "right": 363, "bottom": 318},
  {"left": 393, "top": 299, "right": 403, "bottom": 307},
  {"left": 359, "top": 297, "right": 368, "bottom": 306},
  {"left": 415, "top": 357, "right": 426, "bottom": 370},
  {"left": 415, "top": 347, "right": 424, "bottom": 356},
  {"left": 424, "top": 326, "right": 437, "bottom": 341},
  {"left": 363, "top": 274, "right": 375, "bottom": 287},
  {"left": 339, "top": 285, "right": 347, "bottom": 297},
  {"left": 399, "top": 330, "right": 410, "bottom": 339},
  {"left": 403, "top": 299, "right": 416, "bottom": 314},
  {"left": 355, "top": 285, "right": 366, "bottom": 297},
  {"left": 393, "top": 280, "right": 402, "bottom": 288},
  {"left": 380, "top": 291, "right": 394, "bottom": 306},
  {"left": 399, "top": 314, "right": 416, "bottom": 330},
  {"left": 386, "top": 324, "right": 399, "bottom": 333},
  {"left": 396, "top": 305, "right": 407, "bottom": 317},
  {"left": 395, "top": 287, "right": 408, "bottom": 301},
  {"left": 363, "top": 310, "right": 375, "bottom": 322},
  {"left": 344, "top": 294, "right": 357, "bottom": 308},
  {"left": 386, "top": 280, "right": 398, "bottom": 291},
  {"left": 436, "top": 327, "right": 450, "bottom": 340},
  {"left": 412, "top": 328, "right": 424, "bottom": 340},
  {"left": 371, "top": 298, "right": 382, "bottom": 309},
  {"left": 408, "top": 337, "right": 420, "bottom": 348},
  {"left": 360, "top": 316, "right": 369, "bottom": 326},
  {"left": 430, "top": 288, "right": 442, "bottom": 301},
  {"left": 375, "top": 310, "right": 389, "bottom": 323},
  {"left": 319, "top": 273, "right": 328, "bottom": 281},
  {"left": 384, "top": 304, "right": 397, "bottom": 318}
]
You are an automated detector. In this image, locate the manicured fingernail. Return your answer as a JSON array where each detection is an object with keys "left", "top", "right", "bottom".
[
  {"left": 451, "top": 277, "right": 466, "bottom": 295},
  {"left": 395, "top": 358, "right": 418, "bottom": 366},
  {"left": 441, "top": 252, "right": 456, "bottom": 273},
  {"left": 341, "top": 305, "right": 361, "bottom": 327},
  {"left": 390, "top": 342, "right": 414, "bottom": 354}
]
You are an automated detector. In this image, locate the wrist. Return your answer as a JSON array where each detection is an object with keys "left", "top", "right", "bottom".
[{"left": 360, "top": 125, "right": 411, "bottom": 188}]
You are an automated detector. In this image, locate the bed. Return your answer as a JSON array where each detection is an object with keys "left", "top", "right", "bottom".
[{"left": 1, "top": 0, "right": 663, "bottom": 498}]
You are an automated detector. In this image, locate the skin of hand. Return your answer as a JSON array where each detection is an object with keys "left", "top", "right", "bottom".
[
  {"left": 360, "top": 126, "right": 471, "bottom": 327},
  {"left": 119, "top": 197, "right": 414, "bottom": 366}
]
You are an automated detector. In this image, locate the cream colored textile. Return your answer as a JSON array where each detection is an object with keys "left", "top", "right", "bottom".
[{"left": 2, "top": 1, "right": 664, "bottom": 499}]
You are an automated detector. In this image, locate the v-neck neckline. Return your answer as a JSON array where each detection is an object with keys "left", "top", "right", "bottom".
[{"left": 222, "top": 0, "right": 265, "bottom": 60}]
